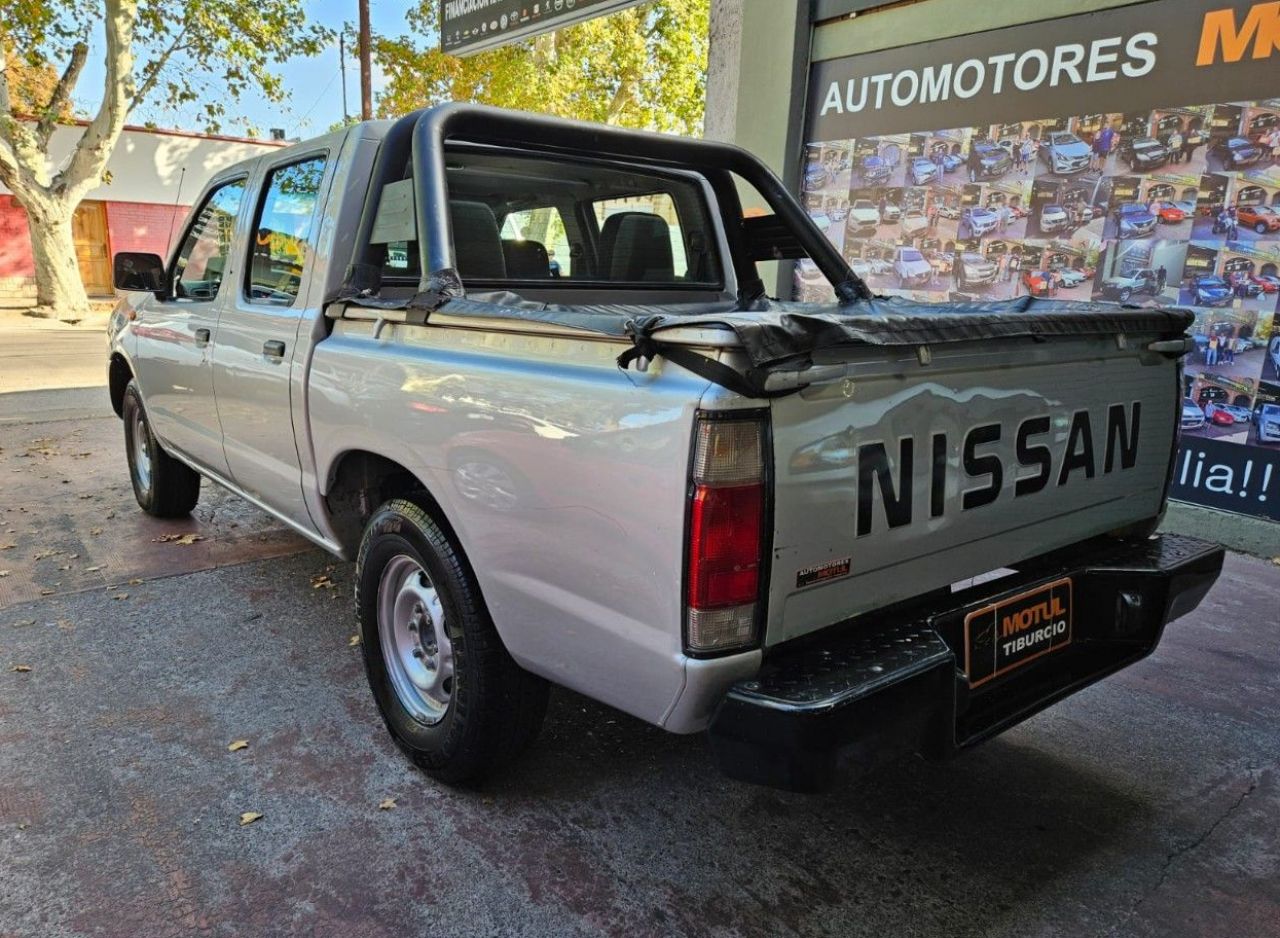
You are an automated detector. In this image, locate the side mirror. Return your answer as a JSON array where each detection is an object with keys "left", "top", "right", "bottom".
[{"left": 113, "top": 252, "right": 167, "bottom": 297}]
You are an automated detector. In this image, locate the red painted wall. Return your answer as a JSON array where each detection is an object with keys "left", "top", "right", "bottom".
[
  {"left": 105, "top": 201, "right": 190, "bottom": 259},
  {"left": 0, "top": 197, "right": 190, "bottom": 281},
  {"left": 0, "top": 196, "right": 35, "bottom": 278}
]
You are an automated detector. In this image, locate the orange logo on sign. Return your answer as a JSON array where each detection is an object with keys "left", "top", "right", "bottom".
[
  {"left": 1000, "top": 596, "right": 1067, "bottom": 638},
  {"left": 1197, "top": 2, "right": 1280, "bottom": 64}
]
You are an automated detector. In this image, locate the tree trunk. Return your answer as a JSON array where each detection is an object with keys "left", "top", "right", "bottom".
[{"left": 26, "top": 205, "right": 92, "bottom": 321}]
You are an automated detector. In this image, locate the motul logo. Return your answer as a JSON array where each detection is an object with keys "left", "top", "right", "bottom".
[{"left": 1197, "top": 2, "right": 1280, "bottom": 64}]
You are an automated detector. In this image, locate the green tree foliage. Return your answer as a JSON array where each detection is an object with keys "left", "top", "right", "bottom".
[
  {"left": 375, "top": 0, "right": 709, "bottom": 135},
  {"left": 0, "top": 0, "right": 329, "bottom": 317}
]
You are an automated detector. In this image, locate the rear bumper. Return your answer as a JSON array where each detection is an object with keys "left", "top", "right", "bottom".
[{"left": 707, "top": 534, "right": 1223, "bottom": 792}]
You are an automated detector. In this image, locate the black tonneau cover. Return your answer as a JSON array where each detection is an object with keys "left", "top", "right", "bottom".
[{"left": 355, "top": 292, "right": 1193, "bottom": 398}]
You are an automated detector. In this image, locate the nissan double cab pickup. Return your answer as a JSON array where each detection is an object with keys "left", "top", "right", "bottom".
[{"left": 107, "top": 105, "right": 1223, "bottom": 792}]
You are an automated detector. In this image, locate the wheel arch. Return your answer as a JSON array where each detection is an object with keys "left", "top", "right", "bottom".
[
  {"left": 108, "top": 352, "right": 134, "bottom": 417},
  {"left": 321, "top": 448, "right": 464, "bottom": 560}
]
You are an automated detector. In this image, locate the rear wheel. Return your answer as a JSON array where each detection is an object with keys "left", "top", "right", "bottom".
[
  {"left": 122, "top": 380, "right": 200, "bottom": 517},
  {"left": 355, "top": 496, "right": 548, "bottom": 785}
]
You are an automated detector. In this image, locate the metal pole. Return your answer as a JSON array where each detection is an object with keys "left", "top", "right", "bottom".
[
  {"left": 339, "top": 32, "right": 349, "bottom": 123},
  {"left": 358, "top": 0, "right": 372, "bottom": 121}
]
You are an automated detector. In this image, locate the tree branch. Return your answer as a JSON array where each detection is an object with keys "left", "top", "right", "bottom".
[
  {"left": 0, "top": 43, "right": 51, "bottom": 194},
  {"left": 133, "top": 27, "right": 188, "bottom": 107},
  {"left": 37, "top": 41, "right": 89, "bottom": 147},
  {"left": 57, "top": 0, "right": 138, "bottom": 202}
]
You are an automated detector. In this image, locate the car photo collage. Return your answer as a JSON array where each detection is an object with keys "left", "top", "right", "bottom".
[{"left": 800, "top": 99, "right": 1280, "bottom": 451}]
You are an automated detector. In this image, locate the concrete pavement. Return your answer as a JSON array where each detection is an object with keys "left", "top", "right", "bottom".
[
  {"left": 0, "top": 396, "right": 1278, "bottom": 937},
  {"left": 0, "top": 312, "right": 110, "bottom": 395}
]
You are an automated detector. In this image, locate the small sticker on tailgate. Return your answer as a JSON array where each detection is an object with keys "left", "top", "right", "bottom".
[
  {"left": 796, "top": 557, "right": 852, "bottom": 589},
  {"left": 964, "top": 578, "right": 1072, "bottom": 687}
]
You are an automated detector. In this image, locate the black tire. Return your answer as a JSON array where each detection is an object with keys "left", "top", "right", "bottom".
[
  {"left": 122, "top": 380, "right": 200, "bottom": 517},
  {"left": 1257, "top": 222, "right": 1268, "bottom": 234},
  {"left": 1118, "top": 288, "right": 1132, "bottom": 303},
  {"left": 355, "top": 496, "right": 548, "bottom": 785}
]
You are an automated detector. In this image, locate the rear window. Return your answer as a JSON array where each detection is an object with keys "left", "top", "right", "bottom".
[{"left": 372, "top": 149, "right": 722, "bottom": 289}]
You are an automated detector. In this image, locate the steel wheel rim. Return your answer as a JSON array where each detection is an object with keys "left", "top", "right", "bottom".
[
  {"left": 132, "top": 407, "right": 153, "bottom": 492},
  {"left": 377, "top": 554, "right": 453, "bottom": 724}
]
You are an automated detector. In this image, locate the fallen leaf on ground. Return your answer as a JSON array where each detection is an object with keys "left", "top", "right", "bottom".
[
  {"left": 0, "top": 570, "right": 9, "bottom": 578},
  {"left": 378, "top": 798, "right": 396, "bottom": 810},
  {"left": 128, "top": 578, "right": 142, "bottom": 585},
  {"left": 153, "top": 533, "right": 203, "bottom": 545},
  {"left": 227, "top": 740, "right": 249, "bottom": 752},
  {"left": 39, "top": 589, "right": 54, "bottom": 596},
  {"left": 0, "top": 544, "right": 15, "bottom": 550},
  {"left": 239, "top": 812, "right": 263, "bottom": 826},
  {"left": 310, "top": 574, "right": 335, "bottom": 589},
  {"left": 85, "top": 565, "right": 102, "bottom": 572},
  {"left": 32, "top": 548, "right": 60, "bottom": 560},
  {"left": 11, "top": 665, "right": 31, "bottom": 673},
  {"left": 89, "top": 528, "right": 102, "bottom": 536},
  {"left": 348, "top": 634, "right": 361, "bottom": 647},
  {"left": 112, "top": 592, "right": 128, "bottom": 601}
]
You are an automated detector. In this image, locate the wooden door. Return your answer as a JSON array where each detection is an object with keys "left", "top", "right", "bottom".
[{"left": 72, "top": 200, "right": 112, "bottom": 295}]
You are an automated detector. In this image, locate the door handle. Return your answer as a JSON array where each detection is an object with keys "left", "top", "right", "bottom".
[
  {"left": 194, "top": 328, "right": 211, "bottom": 348},
  {"left": 263, "top": 340, "right": 286, "bottom": 360}
]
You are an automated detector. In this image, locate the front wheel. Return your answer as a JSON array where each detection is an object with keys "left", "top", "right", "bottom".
[
  {"left": 355, "top": 496, "right": 548, "bottom": 785},
  {"left": 122, "top": 380, "right": 200, "bottom": 517},
  {"left": 1257, "top": 222, "right": 1269, "bottom": 234}
]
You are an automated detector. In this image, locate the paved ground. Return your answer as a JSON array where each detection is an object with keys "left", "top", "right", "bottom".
[
  {"left": 1, "top": 391, "right": 1278, "bottom": 938},
  {"left": 0, "top": 313, "right": 109, "bottom": 394}
]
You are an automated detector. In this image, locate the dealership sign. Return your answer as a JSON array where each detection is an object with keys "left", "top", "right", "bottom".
[
  {"left": 440, "top": 0, "right": 647, "bottom": 57},
  {"left": 799, "top": 0, "right": 1280, "bottom": 524},
  {"left": 808, "top": 0, "right": 1280, "bottom": 140}
]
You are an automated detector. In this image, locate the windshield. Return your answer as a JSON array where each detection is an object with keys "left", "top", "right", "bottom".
[
  {"left": 852, "top": 200, "right": 874, "bottom": 210},
  {"left": 1050, "top": 133, "right": 1081, "bottom": 145},
  {"left": 1119, "top": 203, "right": 1147, "bottom": 215},
  {"left": 900, "top": 249, "right": 924, "bottom": 261}
]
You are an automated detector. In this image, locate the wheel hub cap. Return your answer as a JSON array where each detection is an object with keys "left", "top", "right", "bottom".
[
  {"left": 132, "top": 409, "right": 152, "bottom": 491},
  {"left": 377, "top": 555, "right": 453, "bottom": 724}
]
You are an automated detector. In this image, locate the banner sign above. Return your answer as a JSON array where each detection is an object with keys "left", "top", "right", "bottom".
[
  {"left": 808, "top": 0, "right": 1280, "bottom": 141},
  {"left": 440, "top": 0, "right": 647, "bottom": 57}
]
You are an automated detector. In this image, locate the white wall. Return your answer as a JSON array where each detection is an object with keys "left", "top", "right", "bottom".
[{"left": 0, "top": 124, "right": 284, "bottom": 205}]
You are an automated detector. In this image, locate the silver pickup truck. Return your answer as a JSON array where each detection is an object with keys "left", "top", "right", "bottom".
[{"left": 106, "top": 105, "right": 1223, "bottom": 791}]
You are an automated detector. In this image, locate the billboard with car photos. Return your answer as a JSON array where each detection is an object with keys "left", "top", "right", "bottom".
[{"left": 798, "top": 0, "right": 1280, "bottom": 520}]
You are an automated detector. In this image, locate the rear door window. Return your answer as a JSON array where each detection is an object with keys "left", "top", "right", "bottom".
[{"left": 246, "top": 156, "right": 327, "bottom": 305}]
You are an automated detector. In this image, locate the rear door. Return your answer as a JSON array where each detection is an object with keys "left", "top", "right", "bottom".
[
  {"left": 764, "top": 333, "right": 1179, "bottom": 645},
  {"left": 132, "top": 175, "right": 248, "bottom": 475},
  {"left": 212, "top": 152, "right": 330, "bottom": 530}
]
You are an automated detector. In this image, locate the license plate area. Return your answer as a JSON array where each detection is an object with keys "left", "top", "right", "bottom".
[{"left": 963, "top": 578, "right": 1072, "bottom": 688}]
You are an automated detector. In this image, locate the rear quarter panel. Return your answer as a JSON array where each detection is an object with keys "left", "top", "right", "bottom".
[{"left": 307, "top": 320, "right": 710, "bottom": 726}]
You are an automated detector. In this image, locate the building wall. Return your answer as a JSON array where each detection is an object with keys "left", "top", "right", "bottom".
[
  {"left": 104, "top": 201, "right": 191, "bottom": 259},
  {"left": 0, "top": 196, "right": 36, "bottom": 306},
  {"left": 0, "top": 125, "right": 281, "bottom": 205},
  {"left": 0, "top": 124, "right": 280, "bottom": 306}
]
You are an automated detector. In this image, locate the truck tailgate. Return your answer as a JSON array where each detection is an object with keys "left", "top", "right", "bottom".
[{"left": 765, "top": 332, "right": 1178, "bottom": 645}]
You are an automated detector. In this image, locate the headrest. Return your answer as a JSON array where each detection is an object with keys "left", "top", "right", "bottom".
[
  {"left": 449, "top": 200, "right": 505, "bottom": 279},
  {"left": 599, "top": 211, "right": 675, "bottom": 282},
  {"left": 501, "top": 239, "right": 551, "bottom": 279}
]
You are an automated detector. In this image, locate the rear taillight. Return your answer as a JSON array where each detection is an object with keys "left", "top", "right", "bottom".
[{"left": 685, "top": 414, "right": 766, "bottom": 654}]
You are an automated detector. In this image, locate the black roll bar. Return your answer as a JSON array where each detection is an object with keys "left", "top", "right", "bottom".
[{"left": 345, "top": 102, "right": 870, "bottom": 305}]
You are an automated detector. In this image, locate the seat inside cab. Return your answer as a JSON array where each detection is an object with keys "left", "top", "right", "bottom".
[{"left": 371, "top": 147, "right": 730, "bottom": 306}]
